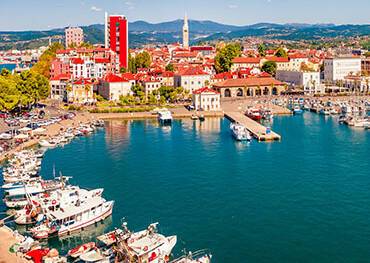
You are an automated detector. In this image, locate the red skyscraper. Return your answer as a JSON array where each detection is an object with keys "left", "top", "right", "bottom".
[{"left": 105, "top": 13, "right": 128, "bottom": 69}]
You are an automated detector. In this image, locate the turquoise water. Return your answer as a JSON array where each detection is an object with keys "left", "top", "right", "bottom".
[
  {"left": 0, "top": 63, "right": 16, "bottom": 72},
  {"left": 2, "top": 113, "right": 370, "bottom": 262}
]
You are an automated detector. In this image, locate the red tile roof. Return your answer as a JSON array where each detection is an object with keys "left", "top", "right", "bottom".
[
  {"left": 71, "top": 58, "right": 84, "bottom": 64},
  {"left": 104, "top": 74, "right": 128, "bottom": 83},
  {"left": 193, "top": 87, "right": 219, "bottom": 94},
  {"left": 94, "top": 58, "right": 110, "bottom": 64},
  {"left": 232, "top": 57, "right": 261, "bottom": 64},
  {"left": 213, "top": 77, "right": 284, "bottom": 88},
  {"left": 265, "top": 56, "right": 289, "bottom": 63},
  {"left": 50, "top": 74, "right": 70, "bottom": 81},
  {"left": 176, "top": 67, "right": 209, "bottom": 76},
  {"left": 73, "top": 78, "right": 92, "bottom": 85}
]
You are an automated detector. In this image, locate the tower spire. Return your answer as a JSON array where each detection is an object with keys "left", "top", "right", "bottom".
[{"left": 182, "top": 13, "right": 189, "bottom": 49}]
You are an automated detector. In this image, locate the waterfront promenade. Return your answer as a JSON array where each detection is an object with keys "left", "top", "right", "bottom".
[{"left": 0, "top": 226, "right": 30, "bottom": 262}]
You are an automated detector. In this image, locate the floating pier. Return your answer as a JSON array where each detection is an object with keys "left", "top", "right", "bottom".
[{"left": 225, "top": 111, "right": 281, "bottom": 142}]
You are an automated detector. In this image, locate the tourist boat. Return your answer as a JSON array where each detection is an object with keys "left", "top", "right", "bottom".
[
  {"left": 292, "top": 106, "right": 303, "bottom": 115},
  {"left": 230, "top": 123, "right": 252, "bottom": 142},
  {"left": 30, "top": 196, "right": 114, "bottom": 239},
  {"left": 158, "top": 110, "right": 173, "bottom": 124},
  {"left": 67, "top": 242, "right": 96, "bottom": 258},
  {"left": 245, "top": 108, "right": 262, "bottom": 121},
  {"left": 14, "top": 186, "right": 104, "bottom": 225},
  {"left": 170, "top": 250, "right": 212, "bottom": 263}
]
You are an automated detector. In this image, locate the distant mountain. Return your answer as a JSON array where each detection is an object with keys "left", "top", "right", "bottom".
[{"left": 0, "top": 20, "right": 369, "bottom": 50}]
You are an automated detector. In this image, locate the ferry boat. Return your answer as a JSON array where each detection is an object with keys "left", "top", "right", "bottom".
[
  {"left": 30, "top": 196, "right": 114, "bottom": 239},
  {"left": 245, "top": 108, "right": 262, "bottom": 121},
  {"left": 230, "top": 123, "right": 252, "bottom": 141}
]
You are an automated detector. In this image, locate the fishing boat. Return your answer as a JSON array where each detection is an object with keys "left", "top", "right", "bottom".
[
  {"left": 245, "top": 108, "right": 262, "bottom": 121},
  {"left": 112, "top": 222, "right": 177, "bottom": 263},
  {"left": 30, "top": 196, "right": 114, "bottom": 239},
  {"left": 230, "top": 123, "right": 252, "bottom": 142}
]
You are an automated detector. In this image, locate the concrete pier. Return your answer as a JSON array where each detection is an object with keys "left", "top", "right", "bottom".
[{"left": 225, "top": 111, "right": 281, "bottom": 141}]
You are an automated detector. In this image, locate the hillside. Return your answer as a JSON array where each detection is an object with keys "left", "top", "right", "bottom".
[{"left": 0, "top": 20, "right": 369, "bottom": 50}]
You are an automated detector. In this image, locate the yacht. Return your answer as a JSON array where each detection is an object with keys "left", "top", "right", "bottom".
[
  {"left": 230, "top": 123, "right": 252, "bottom": 141},
  {"left": 245, "top": 108, "right": 262, "bottom": 121},
  {"left": 30, "top": 196, "right": 114, "bottom": 239},
  {"left": 170, "top": 250, "right": 212, "bottom": 263}
]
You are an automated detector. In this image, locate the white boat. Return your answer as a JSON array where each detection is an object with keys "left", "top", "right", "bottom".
[
  {"left": 170, "top": 250, "right": 212, "bottom": 263},
  {"left": 39, "top": 139, "right": 58, "bottom": 148},
  {"left": 15, "top": 186, "right": 104, "bottom": 225},
  {"left": 30, "top": 196, "right": 114, "bottom": 239},
  {"left": 111, "top": 222, "right": 177, "bottom": 263},
  {"left": 230, "top": 123, "right": 252, "bottom": 141},
  {"left": 158, "top": 110, "right": 173, "bottom": 124}
]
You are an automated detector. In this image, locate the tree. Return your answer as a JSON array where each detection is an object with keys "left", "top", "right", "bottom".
[
  {"left": 31, "top": 42, "right": 64, "bottom": 78},
  {"left": 135, "top": 51, "right": 151, "bottom": 69},
  {"left": 215, "top": 43, "right": 242, "bottom": 73},
  {"left": 128, "top": 53, "right": 137, "bottom": 73},
  {"left": 364, "top": 51, "right": 370, "bottom": 58},
  {"left": 165, "top": 63, "right": 175, "bottom": 72},
  {"left": 258, "top": 43, "right": 266, "bottom": 57},
  {"left": 78, "top": 42, "right": 94, "bottom": 49},
  {"left": 275, "top": 47, "right": 288, "bottom": 58},
  {"left": 262, "top": 61, "right": 277, "bottom": 76}
]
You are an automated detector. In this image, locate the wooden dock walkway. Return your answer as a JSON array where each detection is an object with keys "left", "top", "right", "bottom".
[{"left": 225, "top": 111, "right": 281, "bottom": 141}]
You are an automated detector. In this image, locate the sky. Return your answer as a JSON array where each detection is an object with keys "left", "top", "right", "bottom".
[{"left": 1, "top": 0, "right": 370, "bottom": 31}]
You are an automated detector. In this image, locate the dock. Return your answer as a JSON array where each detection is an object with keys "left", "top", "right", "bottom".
[{"left": 225, "top": 111, "right": 281, "bottom": 141}]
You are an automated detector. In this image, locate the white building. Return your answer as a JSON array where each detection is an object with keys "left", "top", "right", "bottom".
[
  {"left": 324, "top": 57, "right": 361, "bottom": 83},
  {"left": 99, "top": 74, "right": 132, "bottom": 101},
  {"left": 192, "top": 87, "right": 221, "bottom": 111},
  {"left": 276, "top": 70, "right": 322, "bottom": 95},
  {"left": 174, "top": 68, "right": 211, "bottom": 93}
]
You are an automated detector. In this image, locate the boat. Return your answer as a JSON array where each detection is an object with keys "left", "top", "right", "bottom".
[
  {"left": 114, "top": 222, "right": 177, "bottom": 263},
  {"left": 199, "top": 115, "right": 205, "bottom": 122},
  {"left": 170, "top": 250, "right": 212, "bottom": 263},
  {"left": 191, "top": 114, "right": 199, "bottom": 120},
  {"left": 261, "top": 109, "right": 274, "bottom": 120},
  {"left": 320, "top": 108, "right": 330, "bottom": 115},
  {"left": 230, "top": 123, "right": 252, "bottom": 142},
  {"left": 68, "top": 242, "right": 96, "bottom": 258},
  {"left": 30, "top": 196, "right": 114, "bottom": 239},
  {"left": 158, "top": 110, "right": 173, "bottom": 124},
  {"left": 292, "top": 106, "right": 303, "bottom": 115},
  {"left": 39, "top": 139, "right": 58, "bottom": 148},
  {"left": 245, "top": 108, "right": 262, "bottom": 121}
]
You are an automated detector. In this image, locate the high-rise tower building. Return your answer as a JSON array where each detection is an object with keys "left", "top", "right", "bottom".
[
  {"left": 65, "top": 27, "right": 84, "bottom": 48},
  {"left": 105, "top": 12, "right": 129, "bottom": 69},
  {"left": 182, "top": 13, "right": 189, "bottom": 49}
]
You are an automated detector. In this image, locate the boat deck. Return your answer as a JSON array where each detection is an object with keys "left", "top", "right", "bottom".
[{"left": 225, "top": 111, "right": 281, "bottom": 142}]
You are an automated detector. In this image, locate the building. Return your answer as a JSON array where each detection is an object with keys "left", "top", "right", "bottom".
[
  {"left": 105, "top": 13, "right": 129, "bottom": 69},
  {"left": 99, "top": 74, "right": 132, "bottom": 101},
  {"left": 182, "top": 14, "right": 189, "bottom": 49},
  {"left": 67, "top": 79, "right": 95, "bottom": 104},
  {"left": 50, "top": 74, "right": 69, "bottom": 101},
  {"left": 324, "top": 57, "right": 362, "bottom": 83},
  {"left": 276, "top": 70, "right": 322, "bottom": 95},
  {"left": 192, "top": 87, "right": 221, "bottom": 111},
  {"left": 231, "top": 57, "right": 261, "bottom": 72},
  {"left": 362, "top": 58, "right": 370, "bottom": 75},
  {"left": 213, "top": 77, "right": 286, "bottom": 98},
  {"left": 142, "top": 77, "right": 161, "bottom": 96},
  {"left": 174, "top": 68, "right": 211, "bottom": 93},
  {"left": 65, "top": 27, "right": 84, "bottom": 48}
]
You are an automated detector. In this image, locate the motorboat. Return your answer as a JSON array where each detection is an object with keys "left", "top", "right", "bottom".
[
  {"left": 170, "top": 250, "right": 212, "bottom": 263},
  {"left": 68, "top": 242, "right": 96, "bottom": 258},
  {"left": 245, "top": 108, "right": 262, "bottom": 121},
  {"left": 293, "top": 105, "right": 303, "bottom": 115},
  {"left": 39, "top": 139, "right": 58, "bottom": 148},
  {"left": 158, "top": 110, "right": 173, "bottom": 124},
  {"left": 230, "top": 123, "right": 252, "bottom": 142}
]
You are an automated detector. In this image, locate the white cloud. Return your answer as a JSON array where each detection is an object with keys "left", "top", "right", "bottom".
[
  {"left": 125, "top": 1, "right": 135, "bottom": 10},
  {"left": 91, "top": 6, "right": 102, "bottom": 12},
  {"left": 228, "top": 4, "right": 238, "bottom": 9}
]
